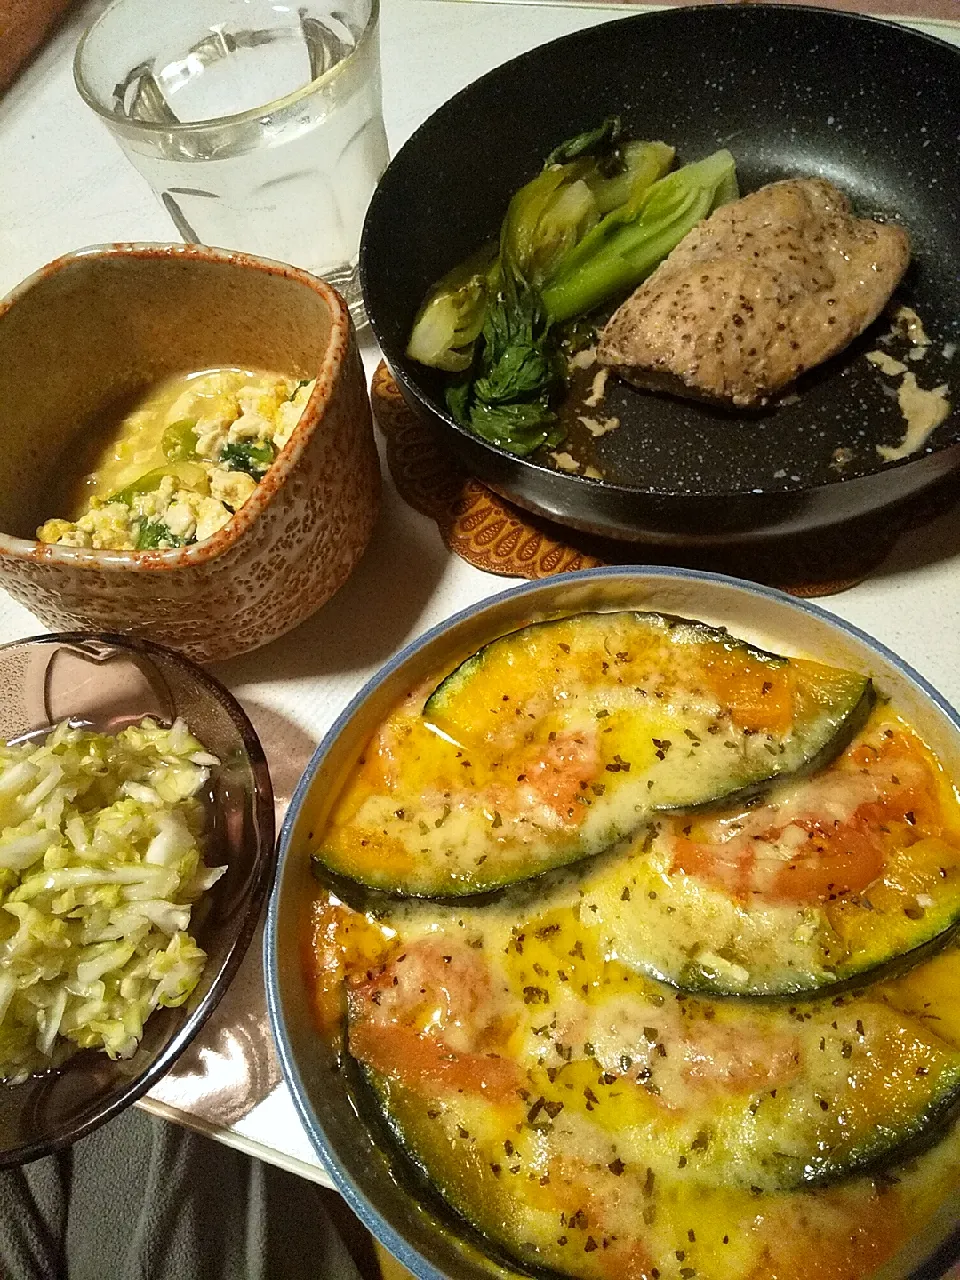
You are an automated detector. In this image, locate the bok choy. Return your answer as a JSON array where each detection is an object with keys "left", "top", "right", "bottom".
[
  {"left": 540, "top": 149, "right": 739, "bottom": 323},
  {"left": 406, "top": 119, "right": 738, "bottom": 456}
]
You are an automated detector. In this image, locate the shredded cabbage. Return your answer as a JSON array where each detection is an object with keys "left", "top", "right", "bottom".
[{"left": 0, "top": 718, "right": 225, "bottom": 1082}]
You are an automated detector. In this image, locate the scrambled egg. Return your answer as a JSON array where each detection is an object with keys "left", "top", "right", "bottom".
[{"left": 37, "top": 370, "right": 315, "bottom": 551}]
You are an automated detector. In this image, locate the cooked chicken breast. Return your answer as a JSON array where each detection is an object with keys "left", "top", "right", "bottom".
[{"left": 598, "top": 178, "right": 910, "bottom": 407}]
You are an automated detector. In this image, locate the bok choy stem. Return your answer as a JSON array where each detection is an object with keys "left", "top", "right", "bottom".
[
  {"left": 540, "top": 150, "right": 737, "bottom": 323},
  {"left": 407, "top": 121, "right": 739, "bottom": 456}
]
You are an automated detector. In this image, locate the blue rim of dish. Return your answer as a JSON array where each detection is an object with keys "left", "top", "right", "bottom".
[{"left": 264, "top": 565, "right": 960, "bottom": 1280}]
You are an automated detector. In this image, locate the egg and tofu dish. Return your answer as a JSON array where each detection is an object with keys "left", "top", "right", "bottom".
[{"left": 37, "top": 369, "right": 316, "bottom": 552}]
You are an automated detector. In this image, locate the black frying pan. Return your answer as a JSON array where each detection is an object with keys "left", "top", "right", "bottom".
[{"left": 361, "top": 5, "right": 960, "bottom": 545}]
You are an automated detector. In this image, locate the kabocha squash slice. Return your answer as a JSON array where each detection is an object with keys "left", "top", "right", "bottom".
[
  {"left": 338, "top": 887, "right": 960, "bottom": 1279},
  {"left": 356, "top": 1061, "right": 960, "bottom": 1280},
  {"left": 313, "top": 612, "right": 873, "bottom": 898},
  {"left": 577, "top": 709, "right": 960, "bottom": 996}
]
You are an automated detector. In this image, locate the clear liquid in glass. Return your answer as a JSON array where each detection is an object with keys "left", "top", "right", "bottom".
[{"left": 110, "top": 16, "right": 388, "bottom": 309}]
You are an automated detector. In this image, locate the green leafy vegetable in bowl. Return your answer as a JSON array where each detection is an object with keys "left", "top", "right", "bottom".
[
  {"left": 161, "top": 420, "right": 200, "bottom": 463},
  {"left": 220, "top": 439, "right": 277, "bottom": 480},
  {"left": 134, "top": 518, "right": 185, "bottom": 551},
  {"left": 0, "top": 718, "right": 225, "bottom": 1083},
  {"left": 406, "top": 117, "right": 738, "bottom": 456}
]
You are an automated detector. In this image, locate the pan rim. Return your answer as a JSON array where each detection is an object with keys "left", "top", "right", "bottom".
[{"left": 361, "top": 2, "right": 960, "bottom": 505}]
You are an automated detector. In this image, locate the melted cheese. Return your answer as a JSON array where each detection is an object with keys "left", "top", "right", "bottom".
[
  {"left": 892, "top": 304, "right": 931, "bottom": 347},
  {"left": 308, "top": 682, "right": 960, "bottom": 1279},
  {"left": 306, "top": 615, "right": 960, "bottom": 1274},
  {"left": 584, "top": 367, "right": 609, "bottom": 408},
  {"left": 313, "top": 613, "right": 870, "bottom": 897},
  {"left": 323, "top": 876, "right": 960, "bottom": 1280}
]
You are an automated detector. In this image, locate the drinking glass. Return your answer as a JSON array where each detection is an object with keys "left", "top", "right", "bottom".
[{"left": 74, "top": 0, "right": 389, "bottom": 319}]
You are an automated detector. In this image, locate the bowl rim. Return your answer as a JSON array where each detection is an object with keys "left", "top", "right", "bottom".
[
  {"left": 0, "top": 242, "right": 352, "bottom": 573},
  {"left": 0, "top": 629, "right": 277, "bottom": 1166},
  {"left": 265, "top": 564, "right": 960, "bottom": 1280},
  {"left": 360, "top": 2, "right": 960, "bottom": 505}
]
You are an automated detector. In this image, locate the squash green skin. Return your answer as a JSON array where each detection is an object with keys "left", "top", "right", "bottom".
[
  {"left": 358, "top": 1054, "right": 960, "bottom": 1280},
  {"left": 315, "top": 612, "right": 873, "bottom": 899},
  {"left": 359, "top": 1070, "right": 543, "bottom": 1277},
  {"left": 346, "top": 935, "right": 960, "bottom": 1204}
]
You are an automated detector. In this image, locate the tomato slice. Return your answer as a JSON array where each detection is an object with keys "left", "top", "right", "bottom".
[
  {"left": 597, "top": 1241, "right": 659, "bottom": 1280},
  {"left": 349, "top": 1021, "right": 521, "bottom": 1102},
  {"left": 751, "top": 1187, "right": 901, "bottom": 1280},
  {"left": 671, "top": 723, "right": 944, "bottom": 905},
  {"left": 529, "top": 731, "right": 599, "bottom": 812},
  {"left": 347, "top": 938, "right": 522, "bottom": 1105},
  {"left": 680, "top": 1021, "right": 801, "bottom": 1094},
  {"left": 766, "top": 817, "right": 885, "bottom": 902},
  {"left": 672, "top": 817, "right": 886, "bottom": 905}
]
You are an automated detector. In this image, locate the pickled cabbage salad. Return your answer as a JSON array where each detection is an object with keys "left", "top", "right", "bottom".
[{"left": 0, "top": 718, "right": 225, "bottom": 1082}]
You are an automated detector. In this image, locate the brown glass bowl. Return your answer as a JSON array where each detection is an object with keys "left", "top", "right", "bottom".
[
  {"left": 0, "top": 632, "right": 275, "bottom": 1166},
  {"left": 0, "top": 243, "right": 381, "bottom": 664}
]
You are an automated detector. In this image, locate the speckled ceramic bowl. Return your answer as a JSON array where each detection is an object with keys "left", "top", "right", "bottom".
[{"left": 0, "top": 244, "right": 381, "bottom": 663}]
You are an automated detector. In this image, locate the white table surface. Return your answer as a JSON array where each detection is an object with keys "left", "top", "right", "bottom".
[{"left": 2, "top": 0, "right": 960, "bottom": 1190}]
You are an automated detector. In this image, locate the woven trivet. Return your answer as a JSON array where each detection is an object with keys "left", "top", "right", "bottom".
[{"left": 371, "top": 362, "right": 959, "bottom": 598}]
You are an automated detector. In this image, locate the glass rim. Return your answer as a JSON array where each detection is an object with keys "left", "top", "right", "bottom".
[{"left": 73, "top": 0, "right": 380, "bottom": 136}]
